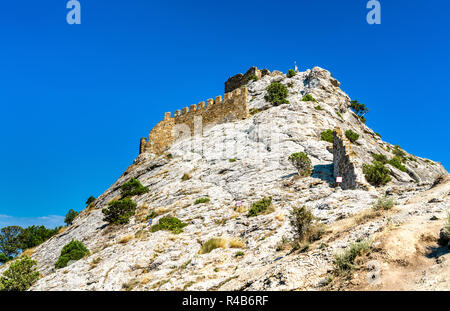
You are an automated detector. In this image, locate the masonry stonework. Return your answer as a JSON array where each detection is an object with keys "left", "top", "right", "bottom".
[
  {"left": 225, "top": 67, "right": 270, "bottom": 93},
  {"left": 140, "top": 86, "right": 249, "bottom": 155},
  {"left": 332, "top": 127, "right": 368, "bottom": 190}
]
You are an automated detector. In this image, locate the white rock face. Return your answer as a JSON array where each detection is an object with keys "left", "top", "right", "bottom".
[{"left": 3, "top": 67, "right": 447, "bottom": 291}]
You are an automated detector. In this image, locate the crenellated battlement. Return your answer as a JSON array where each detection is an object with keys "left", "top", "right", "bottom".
[{"left": 140, "top": 86, "right": 249, "bottom": 155}]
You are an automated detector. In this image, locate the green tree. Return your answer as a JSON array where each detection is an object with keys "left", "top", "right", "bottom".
[
  {"left": 0, "top": 257, "right": 40, "bottom": 291},
  {"left": 121, "top": 178, "right": 149, "bottom": 197},
  {"left": 85, "top": 196, "right": 96, "bottom": 206},
  {"left": 64, "top": 209, "right": 79, "bottom": 226},
  {"left": 102, "top": 198, "right": 137, "bottom": 225},
  {"left": 55, "top": 240, "right": 90, "bottom": 269},
  {"left": 18, "top": 226, "right": 60, "bottom": 250},
  {"left": 0, "top": 253, "right": 9, "bottom": 264},
  {"left": 288, "top": 152, "right": 313, "bottom": 177},
  {"left": 350, "top": 100, "right": 369, "bottom": 117},
  {"left": 0, "top": 226, "right": 24, "bottom": 258},
  {"left": 265, "top": 82, "right": 289, "bottom": 106}
]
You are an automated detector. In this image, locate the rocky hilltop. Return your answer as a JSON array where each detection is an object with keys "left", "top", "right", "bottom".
[{"left": 4, "top": 66, "right": 448, "bottom": 291}]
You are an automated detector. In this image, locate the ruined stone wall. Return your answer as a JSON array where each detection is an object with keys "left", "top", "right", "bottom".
[
  {"left": 140, "top": 86, "right": 249, "bottom": 155},
  {"left": 332, "top": 127, "right": 368, "bottom": 190},
  {"left": 225, "top": 67, "right": 270, "bottom": 93}
]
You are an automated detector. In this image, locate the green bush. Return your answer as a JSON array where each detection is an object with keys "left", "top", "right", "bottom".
[
  {"left": 287, "top": 69, "right": 296, "bottom": 78},
  {"left": 363, "top": 161, "right": 392, "bottom": 186},
  {"left": 302, "top": 94, "right": 318, "bottom": 103},
  {"left": 145, "top": 211, "right": 159, "bottom": 220},
  {"left": 320, "top": 129, "right": 334, "bottom": 143},
  {"left": 350, "top": 100, "right": 369, "bottom": 117},
  {"left": 389, "top": 156, "right": 407, "bottom": 172},
  {"left": 265, "top": 82, "right": 289, "bottom": 106},
  {"left": 246, "top": 74, "right": 258, "bottom": 83},
  {"left": 0, "top": 253, "right": 10, "bottom": 264},
  {"left": 121, "top": 178, "right": 149, "bottom": 197},
  {"left": 290, "top": 206, "right": 324, "bottom": 243},
  {"left": 102, "top": 198, "right": 137, "bottom": 225},
  {"left": 85, "top": 196, "right": 96, "bottom": 206},
  {"left": 151, "top": 216, "right": 187, "bottom": 234},
  {"left": 64, "top": 209, "right": 79, "bottom": 226},
  {"left": 194, "top": 197, "right": 210, "bottom": 205},
  {"left": 315, "top": 105, "right": 323, "bottom": 110},
  {"left": 392, "top": 145, "right": 406, "bottom": 161},
  {"left": 345, "top": 130, "right": 359, "bottom": 143},
  {"left": 0, "top": 257, "right": 40, "bottom": 291},
  {"left": 55, "top": 240, "right": 89, "bottom": 269},
  {"left": 247, "top": 197, "right": 273, "bottom": 217},
  {"left": 18, "top": 226, "right": 60, "bottom": 250},
  {"left": 372, "top": 196, "right": 395, "bottom": 211},
  {"left": 229, "top": 158, "right": 237, "bottom": 163},
  {"left": 288, "top": 152, "right": 313, "bottom": 177},
  {"left": 333, "top": 240, "right": 371, "bottom": 275},
  {"left": 199, "top": 238, "right": 225, "bottom": 254},
  {"left": 371, "top": 153, "right": 388, "bottom": 164}
]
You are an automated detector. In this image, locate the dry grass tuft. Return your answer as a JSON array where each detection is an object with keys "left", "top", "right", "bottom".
[
  {"left": 228, "top": 238, "right": 245, "bottom": 249},
  {"left": 119, "top": 234, "right": 134, "bottom": 244}
]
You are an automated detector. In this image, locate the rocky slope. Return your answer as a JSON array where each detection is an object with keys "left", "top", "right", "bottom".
[{"left": 3, "top": 67, "right": 448, "bottom": 291}]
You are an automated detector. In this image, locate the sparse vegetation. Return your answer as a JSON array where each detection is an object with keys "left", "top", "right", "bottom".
[
  {"left": 372, "top": 196, "right": 395, "bottom": 211},
  {"left": 438, "top": 213, "right": 449, "bottom": 247},
  {"left": 228, "top": 238, "right": 245, "bottom": 249},
  {"left": 392, "top": 145, "right": 406, "bottom": 160},
  {"left": 320, "top": 129, "right": 334, "bottom": 143},
  {"left": 345, "top": 129, "right": 359, "bottom": 143},
  {"left": 333, "top": 240, "right": 372, "bottom": 276},
  {"left": 55, "top": 240, "right": 89, "bottom": 269},
  {"left": 265, "top": 82, "right": 289, "bottom": 106},
  {"left": 234, "top": 251, "right": 244, "bottom": 258},
  {"left": 363, "top": 161, "right": 392, "bottom": 186},
  {"left": 0, "top": 257, "right": 40, "bottom": 291},
  {"left": 199, "top": 238, "right": 227, "bottom": 254},
  {"left": 64, "top": 209, "right": 79, "bottom": 226},
  {"left": 121, "top": 178, "right": 149, "bottom": 197},
  {"left": 350, "top": 100, "right": 369, "bottom": 119},
  {"left": 102, "top": 198, "right": 137, "bottom": 225},
  {"left": 287, "top": 69, "right": 296, "bottom": 78},
  {"left": 247, "top": 197, "right": 273, "bottom": 217},
  {"left": 388, "top": 156, "right": 407, "bottom": 172},
  {"left": 288, "top": 152, "right": 313, "bottom": 177},
  {"left": 181, "top": 173, "right": 191, "bottom": 181},
  {"left": 246, "top": 74, "right": 258, "bottom": 83},
  {"left": 85, "top": 196, "right": 96, "bottom": 206},
  {"left": 145, "top": 211, "right": 159, "bottom": 220},
  {"left": 302, "top": 94, "right": 318, "bottom": 103},
  {"left": 371, "top": 153, "right": 388, "bottom": 164},
  {"left": 194, "top": 197, "right": 210, "bottom": 205},
  {"left": 315, "top": 105, "right": 323, "bottom": 110},
  {"left": 290, "top": 206, "right": 324, "bottom": 244},
  {"left": 229, "top": 158, "right": 237, "bottom": 163},
  {"left": 151, "top": 216, "right": 187, "bottom": 234}
]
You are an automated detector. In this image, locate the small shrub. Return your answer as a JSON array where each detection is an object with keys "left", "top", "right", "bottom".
[
  {"left": 372, "top": 196, "right": 395, "bottom": 211},
  {"left": 247, "top": 197, "right": 273, "bottom": 217},
  {"left": 229, "top": 158, "right": 237, "bottom": 163},
  {"left": 302, "top": 94, "right": 318, "bottom": 103},
  {"left": 102, "top": 198, "right": 137, "bottom": 225},
  {"left": 194, "top": 197, "right": 210, "bottom": 205},
  {"left": 199, "top": 238, "right": 227, "bottom": 254},
  {"left": 0, "top": 257, "right": 40, "bottom": 291},
  {"left": 288, "top": 152, "right": 313, "bottom": 177},
  {"left": 181, "top": 173, "right": 191, "bottom": 181},
  {"left": 350, "top": 100, "right": 369, "bottom": 117},
  {"left": 392, "top": 145, "right": 406, "bottom": 160},
  {"left": 315, "top": 105, "right": 323, "bottom": 110},
  {"left": 145, "top": 211, "right": 159, "bottom": 220},
  {"left": 85, "top": 196, "right": 96, "bottom": 206},
  {"left": 64, "top": 209, "right": 78, "bottom": 226},
  {"left": 336, "top": 111, "right": 343, "bottom": 119},
  {"left": 246, "top": 74, "right": 258, "bottom": 83},
  {"left": 375, "top": 132, "right": 382, "bottom": 138},
  {"left": 234, "top": 251, "right": 244, "bottom": 258},
  {"left": 55, "top": 240, "right": 89, "bottom": 269},
  {"left": 320, "top": 129, "right": 334, "bottom": 143},
  {"left": 389, "top": 156, "right": 407, "bottom": 172},
  {"left": 118, "top": 235, "right": 133, "bottom": 244},
  {"left": 265, "top": 82, "right": 289, "bottom": 106},
  {"left": 151, "top": 216, "right": 187, "bottom": 234},
  {"left": 333, "top": 240, "right": 372, "bottom": 275},
  {"left": 228, "top": 238, "right": 245, "bottom": 249},
  {"left": 121, "top": 178, "right": 149, "bottom": 197},
  {"left": 371, "top": 153, "right": 388, "bottom": 164},
  {"left": 363, "top": 161, "right": 392, "bottom": 186},
  {"left": 290, "top": 206, "right": 324, "bottom": 243},
  {"left": 287, "top": 69, "right": 296, "bottom": 78},
  {"left": 345, "top": 130, "right": 359, "bottom": 143}
]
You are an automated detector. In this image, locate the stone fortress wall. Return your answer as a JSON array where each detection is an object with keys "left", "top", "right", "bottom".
[
  {"left": 140, "top": 86, "right": 250, "bottom": 155},
  {"left": 332, "top": 127, "right": 369, "bottom": 190}
]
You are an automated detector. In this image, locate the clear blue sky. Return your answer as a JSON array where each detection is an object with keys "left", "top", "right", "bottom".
[{"left": 1, "top": 1, "right": 449, "bottom": 228}]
